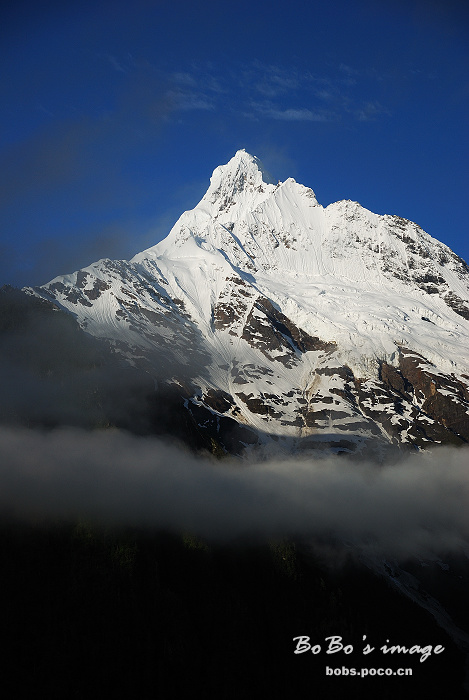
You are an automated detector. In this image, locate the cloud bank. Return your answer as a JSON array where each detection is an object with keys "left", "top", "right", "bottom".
[{"left": 1, "top": 425, "right": 468, "bottom": 560}]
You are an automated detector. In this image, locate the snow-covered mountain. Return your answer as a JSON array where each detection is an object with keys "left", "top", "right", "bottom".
[{"left": 27, "top": 150, "right": 469, "bottom": 455}]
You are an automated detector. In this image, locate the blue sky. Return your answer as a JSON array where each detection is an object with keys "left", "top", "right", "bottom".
[{"left": 1, "top": 0, "right": 468, "bottom": 287}]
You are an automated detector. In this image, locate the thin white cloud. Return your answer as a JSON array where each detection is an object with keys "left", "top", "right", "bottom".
[
  {"left": 101, "top": 55, "right": 390, "bottom": 125},
  {"left": 251, "top": 101, "right": 334, "bottom": 122},
  {"left": 172, "top": 71, "right": 197, "bottom": 86},
  {"left": 253, "top": 65, "right": 301, "bottom": 97},
  {"left": 174, "top": 92, "right": 215, "bottom": 111},
  {"left": 355, "top": 101, "right": 389, "bottom": 121},
  {"left": 339, "top": 62, "right": 360, "bottom": 76},
  {"left": 107, "top": 54, "right": 130, "bottom": 74}
]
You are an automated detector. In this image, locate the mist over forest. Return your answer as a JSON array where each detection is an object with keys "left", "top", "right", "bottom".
[{"left": 0, "top": 424, "right": 468, "bottom": 563}]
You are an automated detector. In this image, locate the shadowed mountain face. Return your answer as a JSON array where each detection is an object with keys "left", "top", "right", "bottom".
[
  {"left": 24, "top": 150, "right": 469, "bottom": 456},
  {"left": 0, "top": 285, "right": 256, "bottom": 454}
]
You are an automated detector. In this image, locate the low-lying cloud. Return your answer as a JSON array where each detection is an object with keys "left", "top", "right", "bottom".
[{"left": 1, "top": 425, "right": 468, "bottom": 560}]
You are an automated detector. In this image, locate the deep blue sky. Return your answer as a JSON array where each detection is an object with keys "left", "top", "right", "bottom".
[{"left": 1, "top": 0, "right": 468, "bottom": 287}]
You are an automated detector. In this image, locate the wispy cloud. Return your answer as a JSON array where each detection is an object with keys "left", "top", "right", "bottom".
[
  {"left": 236, "top": 61, "right": 390, "bottom": 124},
  {"left": 253, "top": 65, "right": 301, "bottom": 97},
  {"left": 169, "top": 90, "right": 214, "bottom": 112},
  {"left": 97, "top": 53, "right": 390, "bottom": 127},
  {"left": 172, "top": 71, "right": 197, "bottom": 87},
  {"left": 107, "top": 54, "right": 129, "bottom": 74},
  {"left": 251, "top": 101, "right": 334, "bottom": 122},
  {"left": 338, "top": 62, "right": 360, "bottom": 79},
  {"left": 172, "top": 70, "right": 226, "bottom": 95},
  {"left": 354, "top": 100, "right": 389, "bottom": 121}
]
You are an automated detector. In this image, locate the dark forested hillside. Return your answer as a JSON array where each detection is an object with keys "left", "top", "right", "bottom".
[{"left": 1, "top": 522, "right": 466, "bottom": 700}]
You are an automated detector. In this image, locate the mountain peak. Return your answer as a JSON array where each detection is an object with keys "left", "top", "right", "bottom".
[
  {"left": 228, "top": 149, "right": 275, "bottom": 184},
  {"left": 28, "top": 148, "right": 469, "bottom": 454},
  {"left": 203, "top": 150, "right": 276, "bottom": 209}
]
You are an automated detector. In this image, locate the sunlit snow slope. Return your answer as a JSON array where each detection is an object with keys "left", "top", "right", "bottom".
[{"left": 29, "top": 150, "right": 469, "bottom": 454}]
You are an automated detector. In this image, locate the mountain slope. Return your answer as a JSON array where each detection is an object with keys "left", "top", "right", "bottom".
[{"left": 27, "top": 150, "right": 469, "bottom": 454}]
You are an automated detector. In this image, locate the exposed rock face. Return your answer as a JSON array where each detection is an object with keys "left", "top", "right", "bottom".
[
  {"left": 25, "top": 150, "right": 469, "bottom": 456},
  {"left": 354, "top": 349, "right": 469, "bottom": 447}
]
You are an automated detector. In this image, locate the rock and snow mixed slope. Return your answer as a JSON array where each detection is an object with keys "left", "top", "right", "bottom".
[{"left": 28, "top": 150, "right": 469, "bottom": 454}]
